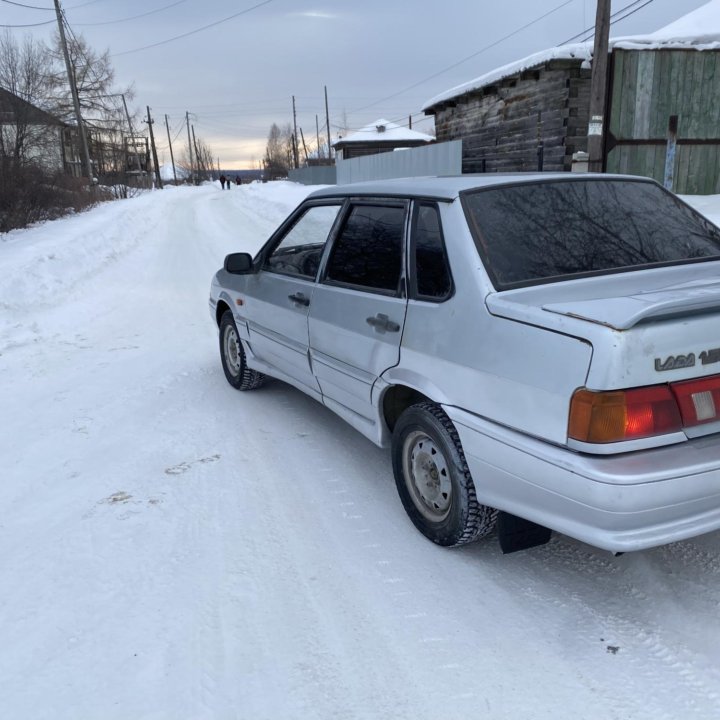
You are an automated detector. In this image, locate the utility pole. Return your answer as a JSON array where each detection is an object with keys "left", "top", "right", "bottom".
[
  {"left": 191, "top": 125, "right": 201, "bottom": 181},
  {"left": 316, "top": 114, "right": 322, "bottom": 159},
  {"left": 122, "top": 94, "right": 144, "bottom": 183},
  {"left": 299, "top": 128, "right": 309, "bottom": 164},
  {"left": 186, "top": 111, "right": 195, "bottom": 185},
  {"left": 145, "top": 106, "right": 163, "bottom": 189},
  {"left": 587, "top": 0, "right": 611, "bottom": 172},
  {"left": 164, "top": 114, "right": 178, "bottom": 184},
  {"left": 409, "top": 115, "right": 412, "bottom": 129},
  {"left": 291, "top": 96, "right": 299, "bottom": 169},
  {"left": 324, "top": 85, "right": 332, "bottom": 161},
  {"left": 53, "top": 0, "right": 93, "bottom": 181}
]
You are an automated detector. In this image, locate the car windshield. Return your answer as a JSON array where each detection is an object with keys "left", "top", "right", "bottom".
[{"left": 462, "top": 179, "right": 720, "bottom": 288}]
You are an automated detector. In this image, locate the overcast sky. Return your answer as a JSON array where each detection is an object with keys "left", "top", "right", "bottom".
[{"left": 1, "top": 0, "right": 710, "bottom": 167}]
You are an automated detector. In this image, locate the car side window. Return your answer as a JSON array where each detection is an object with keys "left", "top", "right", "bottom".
[
  {"left": 263, "top": 204, "right": 341, "bottom": 278},
  {"left": 324, "top": 204, "right": 406, "bottom": 294},
  {"left": 412, "top": 203, "right": 452, "bottom": 301}
]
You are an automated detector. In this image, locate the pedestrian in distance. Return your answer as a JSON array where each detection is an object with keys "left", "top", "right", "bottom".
[
  {"left": 235, "top": 175, "right": 241, "bottom": 186},
  {"left": 219, "top": 174, "right": 226, "bottom": 189}
]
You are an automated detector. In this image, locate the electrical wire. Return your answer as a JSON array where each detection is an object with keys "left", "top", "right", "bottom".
[
  {"left": 349, "top": 0, "right": 574, "bottom": 114},
  {"left": 66, "top": 0, "right": 111, "bottom": 8},
  {"left": 73, "top": 0, "right": 187, "bottom": 26},
  {"left": 560, "top": 0, "right": 655, "bottom": 44},
  {"left": 346, "top": 0, "right": 658, "bottom": 133},
  {"left": 0, "top": 18, "right": 54, "bottom": 26},
  {"left": 0, "top": 0, "right": 53, "bottom": 10},
  {"left": 60, "top": 11, "right": 129, "bottom": 130},
  {"left": 112, "top": 0, "right": 275, "bottom": 57}
]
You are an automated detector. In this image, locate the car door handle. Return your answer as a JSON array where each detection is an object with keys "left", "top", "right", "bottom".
[
  {"left": 288, "top": 293, "right": 310, "bottom": 307},
  {"left": 366, "top": 313, "right": 400, "bottom": 332}
]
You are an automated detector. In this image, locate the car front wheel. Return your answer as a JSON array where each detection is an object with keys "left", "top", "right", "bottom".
[
  {"left": 392, "top": 402, "right": 496, "bottom": 547},
  {"left": 219, "top": 311, "right": 265, "bottom": 391}
]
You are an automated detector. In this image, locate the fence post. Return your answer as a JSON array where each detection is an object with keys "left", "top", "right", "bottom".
[
  {"left": 536, "top": 111, "right": 544, "bottom": 172},
  {"left": 664, "top": 115, "right": 678, "bottom": 190}
]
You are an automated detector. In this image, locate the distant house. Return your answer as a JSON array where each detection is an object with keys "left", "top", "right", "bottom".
[
  {"left": 0, "top": 87, "right": 76, "bottom": 173},
  {"left": 333, "top": 118, "right": 434, "bottom": 160},
  {"left": 423, "top": 0, "right": 720, "bottom": 194}
]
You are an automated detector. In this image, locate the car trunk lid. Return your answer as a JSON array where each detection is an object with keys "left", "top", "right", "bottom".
[{"left": 486, "top": 264, "right": 720, "bottom": 390}]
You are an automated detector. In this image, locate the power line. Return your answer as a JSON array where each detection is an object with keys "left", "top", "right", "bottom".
[
  {"left": 73, "top": 0, "right": 187, "bottom": 26},
  {"left": 0, "top": 0, "right": 53, "bottom": 10},
  {"left": 67, "top": 0, "right": 110, "bottom": 7},
  {"left": 112, "top": 0, "right": 275, "bottom": 57},
  {"left": 349, "top": 0, "right": 573, "bottom": 114},
  {"left": 62, "top": 10, "right": 107, "bottom": 88},
  {"left": 0, "top": 18, "right": 55, "bottom": 26},
  {"left": 345, "top": 0, "right": 659, "bottom": 135},
  {"left": 560, "top": 0, "right": 655, "bottom": 44}
]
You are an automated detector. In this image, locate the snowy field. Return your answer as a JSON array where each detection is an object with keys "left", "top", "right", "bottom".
[{"left": 1, "top": 181, "right": 720, "bottom": 720}]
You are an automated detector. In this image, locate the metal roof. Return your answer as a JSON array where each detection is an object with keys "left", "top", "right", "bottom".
[{"left": 306, "top": 173, "right": 649, "bottom": 202}]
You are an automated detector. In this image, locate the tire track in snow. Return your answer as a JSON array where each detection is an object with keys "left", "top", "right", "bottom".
[{"left": 497, "top": 536, "right": 720, "bottom": 719}]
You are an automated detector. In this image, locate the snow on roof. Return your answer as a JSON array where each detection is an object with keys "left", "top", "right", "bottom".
[
  {"left": 422, "top": 43, "right": 593, "bottom": 110},
  {"left": 613, "top": 0, "right": 720, "bottom": 49},
  {"left": 333, "top": 118, "right": 434, "bottom": 146},
  {"left": 423, "top": 0, "right": 720, "bottom": 110}
]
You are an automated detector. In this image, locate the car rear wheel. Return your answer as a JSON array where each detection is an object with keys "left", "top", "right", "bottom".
[
  {"left": 219, "top": 311, "right": 265, "bottom": 391},
  {"left": 392, "top": 402, "right": 497, "bottom": 547}
]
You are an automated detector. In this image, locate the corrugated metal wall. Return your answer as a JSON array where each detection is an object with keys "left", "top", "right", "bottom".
[
  {"left": 606, "top": 49, "right": 720, "bottom": 194},
  {"left": 336, "top": 140, "right": 462, "bottom": 184},
  {"left": 287, "top": 165, "right": 337, "bottom": 185}
]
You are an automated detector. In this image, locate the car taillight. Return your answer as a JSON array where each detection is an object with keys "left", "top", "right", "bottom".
[
  {"left": 568, "top": 386, "right": 682, "bottom": 443},
  {"left": 671, "top": 376, "right": 720, "bottom": 426}
]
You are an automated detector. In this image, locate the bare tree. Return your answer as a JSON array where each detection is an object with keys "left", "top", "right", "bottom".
[
  {"left": 0, "top": 30, "right": 126, "bottom": 230},
  {"left": 45, "top": 30, "right": 137, "bottom": 179},
  {"left": 263, "top": 122, "right": 293, "bottom": 179},
  {"left": 174, "top": 134, "right": 216, "bottom": 184},
  {"left": 0, "top": 31, "right": 61, "bottom": 168},
  {"left": 193, "top": 134, "right": 216, "bottom": 181},
  {"left": 47, "top": 31, "right": 133, "bottom": 128}
]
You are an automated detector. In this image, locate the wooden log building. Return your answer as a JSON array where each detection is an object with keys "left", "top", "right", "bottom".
[{"left": 423, "top": 1, "right": 720, "bottom": 194}]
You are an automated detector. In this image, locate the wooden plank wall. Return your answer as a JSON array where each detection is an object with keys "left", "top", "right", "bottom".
[
  {"left": 607, "top": 49, "right": 720, "bottom": 194},
  {"left": 431, "top": 60, "right": 591, "bottom": 173}
]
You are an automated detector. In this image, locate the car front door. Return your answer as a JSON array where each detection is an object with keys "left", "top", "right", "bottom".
[
  {"left": 244, "top": 202, "right": 343, "bottom": 395},
  {"left": 308, "top": 201, "right": 409, "bottom": 420}
]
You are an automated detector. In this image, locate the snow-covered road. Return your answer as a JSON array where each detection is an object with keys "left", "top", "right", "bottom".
[{"left": 1, "top": 183, "right": 719, "bottom": 720}]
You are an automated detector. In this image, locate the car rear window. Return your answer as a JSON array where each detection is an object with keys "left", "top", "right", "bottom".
[{"left": 462, "top": 179, "right": 720, "bottom": 289}]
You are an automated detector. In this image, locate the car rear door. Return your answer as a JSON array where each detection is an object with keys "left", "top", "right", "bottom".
[
  {"left": 308, "top": 200, "right": 409, "bottom": 420},
  {"left": 243, "top": 202, "right": 343, "bottom": 394}
]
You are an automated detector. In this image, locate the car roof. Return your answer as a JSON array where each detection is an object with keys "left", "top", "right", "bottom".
[{"left": 305, "top": 173, "right": 655, "bottom": 202}]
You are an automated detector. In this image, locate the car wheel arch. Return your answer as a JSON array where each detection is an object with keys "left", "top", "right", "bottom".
[
  {"left": 215, "top": 299, "right": 232, "bottom": 327},
  {"left": 381, "top": 384, "right": 432, "bottom": 433}
]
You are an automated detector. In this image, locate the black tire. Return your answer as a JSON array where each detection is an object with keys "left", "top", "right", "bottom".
[
  {"left": 392, "top": 402, "right": 497, "bottom": 547},
  {"left": 219, "top": 311, "right": 265, "bottom": 391}
]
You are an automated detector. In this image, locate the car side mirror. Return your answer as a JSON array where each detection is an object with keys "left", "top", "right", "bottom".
[{"left": 224, "top": 252, "right": 254, "bottom": 274}]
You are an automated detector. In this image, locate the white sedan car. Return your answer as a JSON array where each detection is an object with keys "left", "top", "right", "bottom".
[{"left": 210, "top": 174, "right": 720, "bottom": 554}]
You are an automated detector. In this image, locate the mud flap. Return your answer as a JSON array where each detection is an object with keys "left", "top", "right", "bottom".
[{"left": 497, "top": 511, "right": 552, "bottom": 554}]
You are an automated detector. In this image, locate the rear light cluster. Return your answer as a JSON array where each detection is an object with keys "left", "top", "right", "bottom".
[{"left": 569, "top": 374, "right": 720, "bottom": 443}]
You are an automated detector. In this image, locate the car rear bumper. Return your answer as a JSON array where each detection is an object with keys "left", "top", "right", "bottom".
[{"left": 445, "top": 406, "right": 720, "bottom": 552}]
